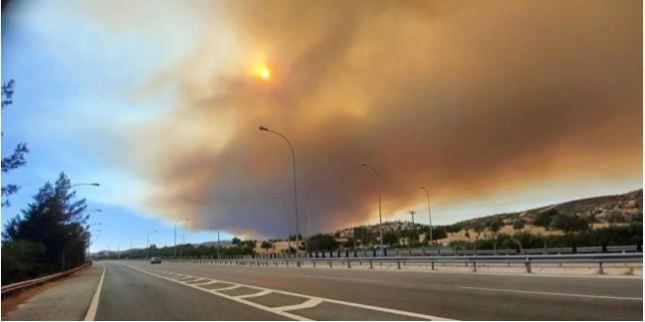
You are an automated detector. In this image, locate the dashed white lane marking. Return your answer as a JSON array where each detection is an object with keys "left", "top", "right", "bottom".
[
  {"left": 84, "top": 267, "right": 106, "bottom": 321},
  {"left": 212, "top": 285, "right": 242, "bottom": 291},
  {"left": 459, "top": 286, "right": 643, "bottom": 301},
  {"left": 128, "top": 265, "right": 452, "bottom": 321},
  {"left": 193, "top": 280, "right": 218, "bottom": 286},
  {"left": 277, "top": 298, "right": 323, "bottom": 311},
  {"left": 294, "top": 274, "right": 382, "bottom": 283},
  {"left": 129, "top": 266, "right": 309, "bottom": 321},
  {"left": 237, "top": 289, "right": 273, "bottom": 299}
]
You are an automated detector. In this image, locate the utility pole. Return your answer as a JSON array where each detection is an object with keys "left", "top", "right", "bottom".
[
  {"left": 420, "top": 186, "right": 433, "bottom": 246},
  {"left": 361, "top": 163, "right": 384, "bottom": 251}
]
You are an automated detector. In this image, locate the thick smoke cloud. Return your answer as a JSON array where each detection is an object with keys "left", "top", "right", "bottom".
[{"left": 123, "top": 0, "right": 641, "bottom": 238}]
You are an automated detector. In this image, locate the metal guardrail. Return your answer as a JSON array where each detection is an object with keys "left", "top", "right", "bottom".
[
  {"left": 170, "top": 253, "right": 642, "bottom": 274},
  {"left": 1, "top": 263, "right": 91, "bottom": 296}
]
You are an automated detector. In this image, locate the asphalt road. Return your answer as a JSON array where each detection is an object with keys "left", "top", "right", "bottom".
[{"left": 91, "top": 260, "right": 642, "bottom": 320}]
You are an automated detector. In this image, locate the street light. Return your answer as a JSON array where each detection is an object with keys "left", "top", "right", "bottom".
[
  {"left": 361, "top": 163, "right": 384, "bottom": 251},
  {"left": 420, "top": 186, "right": 433, "bottom": 245},
  {"left": 146, "top": 229, "right": 158, "bottom": 258},
  {"left": 259, "top": 125, "right": 301, "bottom": 253},
  {"left": 71, "top": 182, "right": 100, "bottom": 188},
  {"left": 130, "top": 238, "right": 137, "bottom": 258},
  {"left": 209, "top": 226, "right": 220, "bottom": 259},
  {"left": 174, "top": 218, "right": 189, "bottom": 258},
  {"left": 271, "top": 197, "right": 292, "bottom": 254}
]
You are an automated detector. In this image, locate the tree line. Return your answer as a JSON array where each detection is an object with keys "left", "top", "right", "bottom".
[{"left": 2, "top": 173, "right": 91, "bottom": 284}]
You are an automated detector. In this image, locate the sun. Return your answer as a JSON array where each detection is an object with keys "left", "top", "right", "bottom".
[
  {"left": 260, "top": 67, "right": 271, "bottom": 79},
  {"left": 253, "top": 64, "right": 271, "bottom": 80}
]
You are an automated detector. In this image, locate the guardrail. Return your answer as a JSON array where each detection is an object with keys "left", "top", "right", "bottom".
[
  {"left": 168, "top": 253, "right": 642, "bottom": 275},
  {"left": 1, "top": 263, "right": 91, "bottom": 296}
]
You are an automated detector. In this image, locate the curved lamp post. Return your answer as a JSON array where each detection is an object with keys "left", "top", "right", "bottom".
[
  {"left": 361, "top": 163, "right": 384, "bottom": 251},
  {"left": 208, "top": 226, "right": 221, "bottom": 259},
  {"left": 271, "top": 197, "right": 293, "bottom": 253},
  {"left": 174, "top": 218, "right": 189, "bottom": 258},
  {"left": 259, "top": 126, "right": 300, "bottom": 252},
  {"left": 146, "top": 229, "right": 158, "bottom": 258},
  {"left": 420, "top": 186, "right": 433, "bottom": 245},
  {"left": 71, "top": 182, "right": 100, "bottom": 188}
]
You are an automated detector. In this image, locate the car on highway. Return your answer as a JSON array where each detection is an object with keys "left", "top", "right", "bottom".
[{"left": 149, "top": 257, "right": 162, "bottom": 264}]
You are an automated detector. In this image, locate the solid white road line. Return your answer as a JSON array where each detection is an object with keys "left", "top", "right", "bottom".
[
  {"left": 459, "top": 286, "right": 643, "bottom": 301},
  {"left": 131, "top": 265, "right": 452, "bottom": 321},
  {"left": 84, "top": 267, "right": 106, "bottom": 321}
]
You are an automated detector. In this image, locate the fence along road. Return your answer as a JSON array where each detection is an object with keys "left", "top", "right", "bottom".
[{"left": 165, "top": 252, "right": 643, "bottom": 276}]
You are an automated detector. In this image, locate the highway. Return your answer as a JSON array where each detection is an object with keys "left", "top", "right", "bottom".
[{"left": 86, "top": 260, "right": 643, "bottom": 320}]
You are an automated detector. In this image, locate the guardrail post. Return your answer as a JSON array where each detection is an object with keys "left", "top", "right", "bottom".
[
  {"left": 347, "top": 261, "right": 351, "bottom": 268},
  {"left": 369, "top": 260, "right": 373, "bottom": 269},
  {"left": 598, "top": 262, "right": 604, "bottom": 274},
  {"left": 297, "top": 261, "right": 301, "bottom": 267},
  {"left": 472, "top": 261, "right": 477, "bottom": 272},
  {"left": 313, "top": 261, "right": 316, "bottom": 268},
  {"left": 431, "top": 261, "right": 435, "bottom": 271},
  {"left": 397, "top": 261, "right": 401, "bottom": 269},
  {"left": 525, "top": 257, "right": 532, "bottom": 273}
]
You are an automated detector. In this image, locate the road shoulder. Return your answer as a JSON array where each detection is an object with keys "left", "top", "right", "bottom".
[{"left": 3, "top": 264, "right": 103, "bottom": 321}]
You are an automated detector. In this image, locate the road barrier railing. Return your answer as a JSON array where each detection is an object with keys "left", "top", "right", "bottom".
[
  {"left": 1, "top": 263, "right": 91, "bottom": 296},
  {"left": 165, "top": 253, "right": 642, "bottom": 275}
]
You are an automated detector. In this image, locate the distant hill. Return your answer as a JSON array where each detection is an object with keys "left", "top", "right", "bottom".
[
  {"left": 454, "top": 189, "right": 642, "bottom": 229},
  {"left": 331, "top": 189, "right": 642, "bottom": 244}
]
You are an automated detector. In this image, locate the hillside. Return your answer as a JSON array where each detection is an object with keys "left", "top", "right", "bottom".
[{"left": 329, "top": 189, "right": 642, "bottom": 246}]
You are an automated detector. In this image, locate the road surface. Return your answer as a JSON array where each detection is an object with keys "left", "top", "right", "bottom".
[
  {"left": 5, "top": 260, "right": 641, "bottom": 320},
  {"left": 88, "top": 260, "right": 642, "bottom": 320}
]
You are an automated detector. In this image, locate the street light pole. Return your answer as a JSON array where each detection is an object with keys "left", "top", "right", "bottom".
[
  {"left": 420, "top": 186, "right": 433, "bottom": 245},
  {"left": 259, "top": 126, "right": 300, "bottom": 253},
  {"left": 174, "top": 218, "right": 189, "bottom": 258},
  {"left": 271, "top": 197, "right": 292, "bottom": 254},
  {"left": 147, "top": 229, "right": 157, "bottom": 258},
  {"left": 209, "top": 226, "right": 220, "bottom": 259},
  {"left": 130, "top": 238, "right": 137, "bottom": 259},
  {"left": 361, "top": 163, "right": 383, "bottom": 252},
  {"left": 71, "top": 182, "right": 100, "bottom": 188}
]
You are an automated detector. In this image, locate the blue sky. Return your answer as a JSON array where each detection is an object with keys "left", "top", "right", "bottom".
[{"left": 1, "top": 1, "right": 232, "bottom": 251}]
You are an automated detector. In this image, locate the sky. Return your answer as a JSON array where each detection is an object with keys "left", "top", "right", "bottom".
[{"left": 1, "top": 0, "right": 642, "bottom": 252}]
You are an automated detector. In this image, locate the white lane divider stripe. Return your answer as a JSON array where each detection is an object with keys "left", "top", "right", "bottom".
[
  {"left": 212, "top": 285, "right": 242, "bottom": 291},
  {"left": 276, "top": 298, "right": 323, "bottom": 312},
  {"left": 237, "top": 289, "right": 272, "bottom": 299},
  {"left": 193, "top": 280, "right": 218, "bottom": 286},
  {"left": 459, "top": 286, "right": 643, "bottom": 301},
  {"left": 130, "top": 265, "right": 452, "bottom": 321},
  {"left": 84, "top": 267, "right": 106, "bottom": 321},
  {"left": 130, "top": 266, "right": 310, "bottom": 321}
]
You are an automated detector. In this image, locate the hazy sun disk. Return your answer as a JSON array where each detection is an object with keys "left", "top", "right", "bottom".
[
  {"left": 253, "top": 64, "right": 271, "bottom": 80},
  {"left": 260, "top": 68, "right": 270, "bottom": 79}
]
